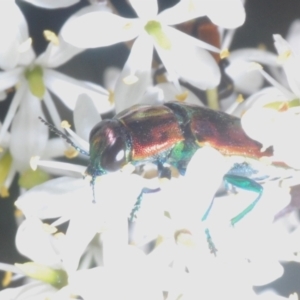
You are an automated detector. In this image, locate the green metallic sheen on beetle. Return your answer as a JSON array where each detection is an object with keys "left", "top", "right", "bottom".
[{"left": 86, "top": 101, "right": 273, "bottom": 181}]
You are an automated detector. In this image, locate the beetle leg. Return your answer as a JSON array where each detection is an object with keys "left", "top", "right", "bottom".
[
  {"left": 129, "top": 161, "right": 171, "bottom": 221},
  {"left": 205, "top": 228, "right": 218, "bottom": 256},
  {"left": 224, "top": 174, "right": 263, "bottom": 226},
  {"left": 129, "top": 187, "right": 160, "bottom": 221},
  {"left": 201, "top": 201, "right": 218, "bottom": 255},
  {"left": 157, "top": 161, "right": 172, "bottom": 180}
]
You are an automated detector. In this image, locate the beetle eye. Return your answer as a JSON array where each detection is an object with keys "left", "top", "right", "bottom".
[{"left": 101, "top": 137, "right": 127, "bottom": 172}]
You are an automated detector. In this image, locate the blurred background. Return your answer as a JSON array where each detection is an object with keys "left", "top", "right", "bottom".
[{"left": 1, "top": 0, "right": 300, "bottom": 295}]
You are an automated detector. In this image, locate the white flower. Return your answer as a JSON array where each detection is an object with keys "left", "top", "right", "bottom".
[
  {"left": 62, "top": 0, "right": 223, "bottom": 91},
  {"left": 225, "top": 47, "right": 278, "bottom": 96},
  {"left": 103, "top": 65, "right": 205, "bottom": 113},
  {"left": 0, "top": 217, "right": 73, "bottom": 299},
  {"left": 13, "top": 132, "right": 289, "bottom": 299},
  {"left": 237, "top": 34, "right": 300, "bottom": 169},
  {"left": 0, "top": 1, "right": 35, "bottom": 70},
  {"left": 14, "top": 96, "right": 151, "bottom": 274},
  {"left": 0, "top": 4, "right": 112, "bottom": 193}
]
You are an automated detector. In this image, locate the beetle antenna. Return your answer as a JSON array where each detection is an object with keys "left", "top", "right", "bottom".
[
  {"left": 39, "top": 117, "right": 89, "bottom": 157},
  {"left": 91, "top": 175, "right": 96, "bottom": 203}
]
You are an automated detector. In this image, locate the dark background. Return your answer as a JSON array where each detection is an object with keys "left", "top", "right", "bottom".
[{"left": 1, "top": 0, "right": 300, "bottom": 295}]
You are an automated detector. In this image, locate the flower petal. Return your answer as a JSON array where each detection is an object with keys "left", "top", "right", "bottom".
[
  {"left": 42, "top": 138, "right": 66, "bottom": 159},
  {"left": 185, "top": 147, "right": 229, "bottom": 213},
  {"left": 73, "top": 94, "right": 101, "bottom": 141},
  {"left": 16, "top": 218, "right": 62, "bottom": 266},
  {"left": 9, "top": 88, "right": 49, "bottom": 172},
  {"left": 0, "top": 80, "right": 27, "bottom": 146},
  {"left": 0, "top": 282, "right": 57, "bottom": 300},
  {"left": 205, "top": 0, "right": 245, "bottom": 28},
  {"left": 0, "top": 1, "right": 34, "bottom": 69},
  {"left": 226, "top": 60, "right": 264, "bottom": 94},
  {"left": 273, "top": 34, "right": 300, "bottom": 97},
  {"left": 61, "top": 203, "right": 100, "bottom": 272},
  {"left": 286, "top": 19, "right": 300, "bottom": 55},
  {"left": 226, "top": 48, "right": 279, "bottom": 95},
  {"left": 129, "top": 0, "right": 158, "bottom": 19},
  {"left": 103, "top": 66, "right": 121, "bottom": 91},
  {"left": 22, "top": 0, "right": 79, "bottom": 8},
  {"left": 0, "top": 68, "right": 23, "bottom": 91},
  {"left": 36, "top": 34, "right": 84, "bottom": 68},
  {"left": 241, "top": 107, "right": 279, "bottom": 149},
  {"left": 114, "top": 33, "right": 153, "bottom": 112},
  {"left": 44, "top": 69, "right": 111, "bottom": 113},
  {"left": 228, "top": 48, "right": 278, "bottom": 66},
  {"left": 155, "top": 27, "right": 220, "bottom": 90},
  {"left": 157, "top": 0, "right": 205, "bottom": 25},
  {"left": 69, "top": 247, "right": 163, "bottom": 300},
  {"left": 15, "top": 177, "right": 90, "bottom": 219},
  {"left": 61, "top": 10, "right": 142, "bottom": 48}
]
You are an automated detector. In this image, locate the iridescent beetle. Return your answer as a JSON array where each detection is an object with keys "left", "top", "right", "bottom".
[{"left": 40, "top": 101, "right": 292, "bottom": 253}]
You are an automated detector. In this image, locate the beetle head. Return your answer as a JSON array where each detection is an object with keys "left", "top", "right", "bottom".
[{"left": 85, "top": 119, "right": 132, "bottom": 179}]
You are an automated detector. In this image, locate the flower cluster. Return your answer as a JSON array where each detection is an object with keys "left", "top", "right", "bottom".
[{"left": 1, "top": 0, "right": 300, "bottom": 299}]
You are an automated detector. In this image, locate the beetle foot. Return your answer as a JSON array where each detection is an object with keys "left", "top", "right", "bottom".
[
  {"left": 129, "top": 204, "right": 140, "bottom": 222},
  {"left": 205, "top": 228, "right": 218, "bottom": 256},
  {"left": 129, "top": 187, "right": 161, "bottom": 222}
]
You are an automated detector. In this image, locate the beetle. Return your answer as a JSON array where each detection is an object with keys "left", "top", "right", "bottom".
[{"left": 40, "top": 101, "right": 292, "bottom": 254}]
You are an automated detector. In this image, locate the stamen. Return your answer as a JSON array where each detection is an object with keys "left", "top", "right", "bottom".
[
  {"left": 277, "top": 50, "right": 291, "bottom": 64},
  {"left": 43, "top": 30, "right": 59, "bottom": 46},
  {"left": 43, "top": 160, "right": 86, "bottom": 174},
  {"left": 64, "top": 148, "right": 78, "bottom": 159},
  {"left": 206, "top": 88, "right": 219, "bottom": 110},
  {"left": 108, "top": 90, "right": 115, "bottom": 105},
  {"left": 123, "top": 22, "right": 133, "bottom": 30},
  {"left": 54, "top": 232, "right": 65, "bottom": 239},
  {"left": 39, "top": 117, "right": 89, "bottom": 156},
  {"left": 2, "top": 271, "right": 12, "bottom": 287},
  {"left": 123, "top": 74, "right": 139, "bottom": 85},
  {"left": 0, "top": 263, "right": 22, "bottom": 274},
  {"left": 225, "top": 94, "right": 244, "bottom": 114},
  {"left": 61, "top": 120, "right": 71, "bottom": 129},
  {"left": 0, "top": 186, "right": 9, "bottom": 197},
  {"left": 236, "top": 94, "right": 244, "bottom": 103},
  {"left": 176, "top": 91, "right": 189, "bottom": 102},
  {"left": 42, "top": 223, "right": 57, "bottom": 234},
  {"left": 14, "top": 209, "right": 23, "bottom": 218},
  {"left": 222, "top": 29, "right": 236, "bottom": 50},
  {"left": 220, "top": 48, "right": 230, "bottom": 59}
]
